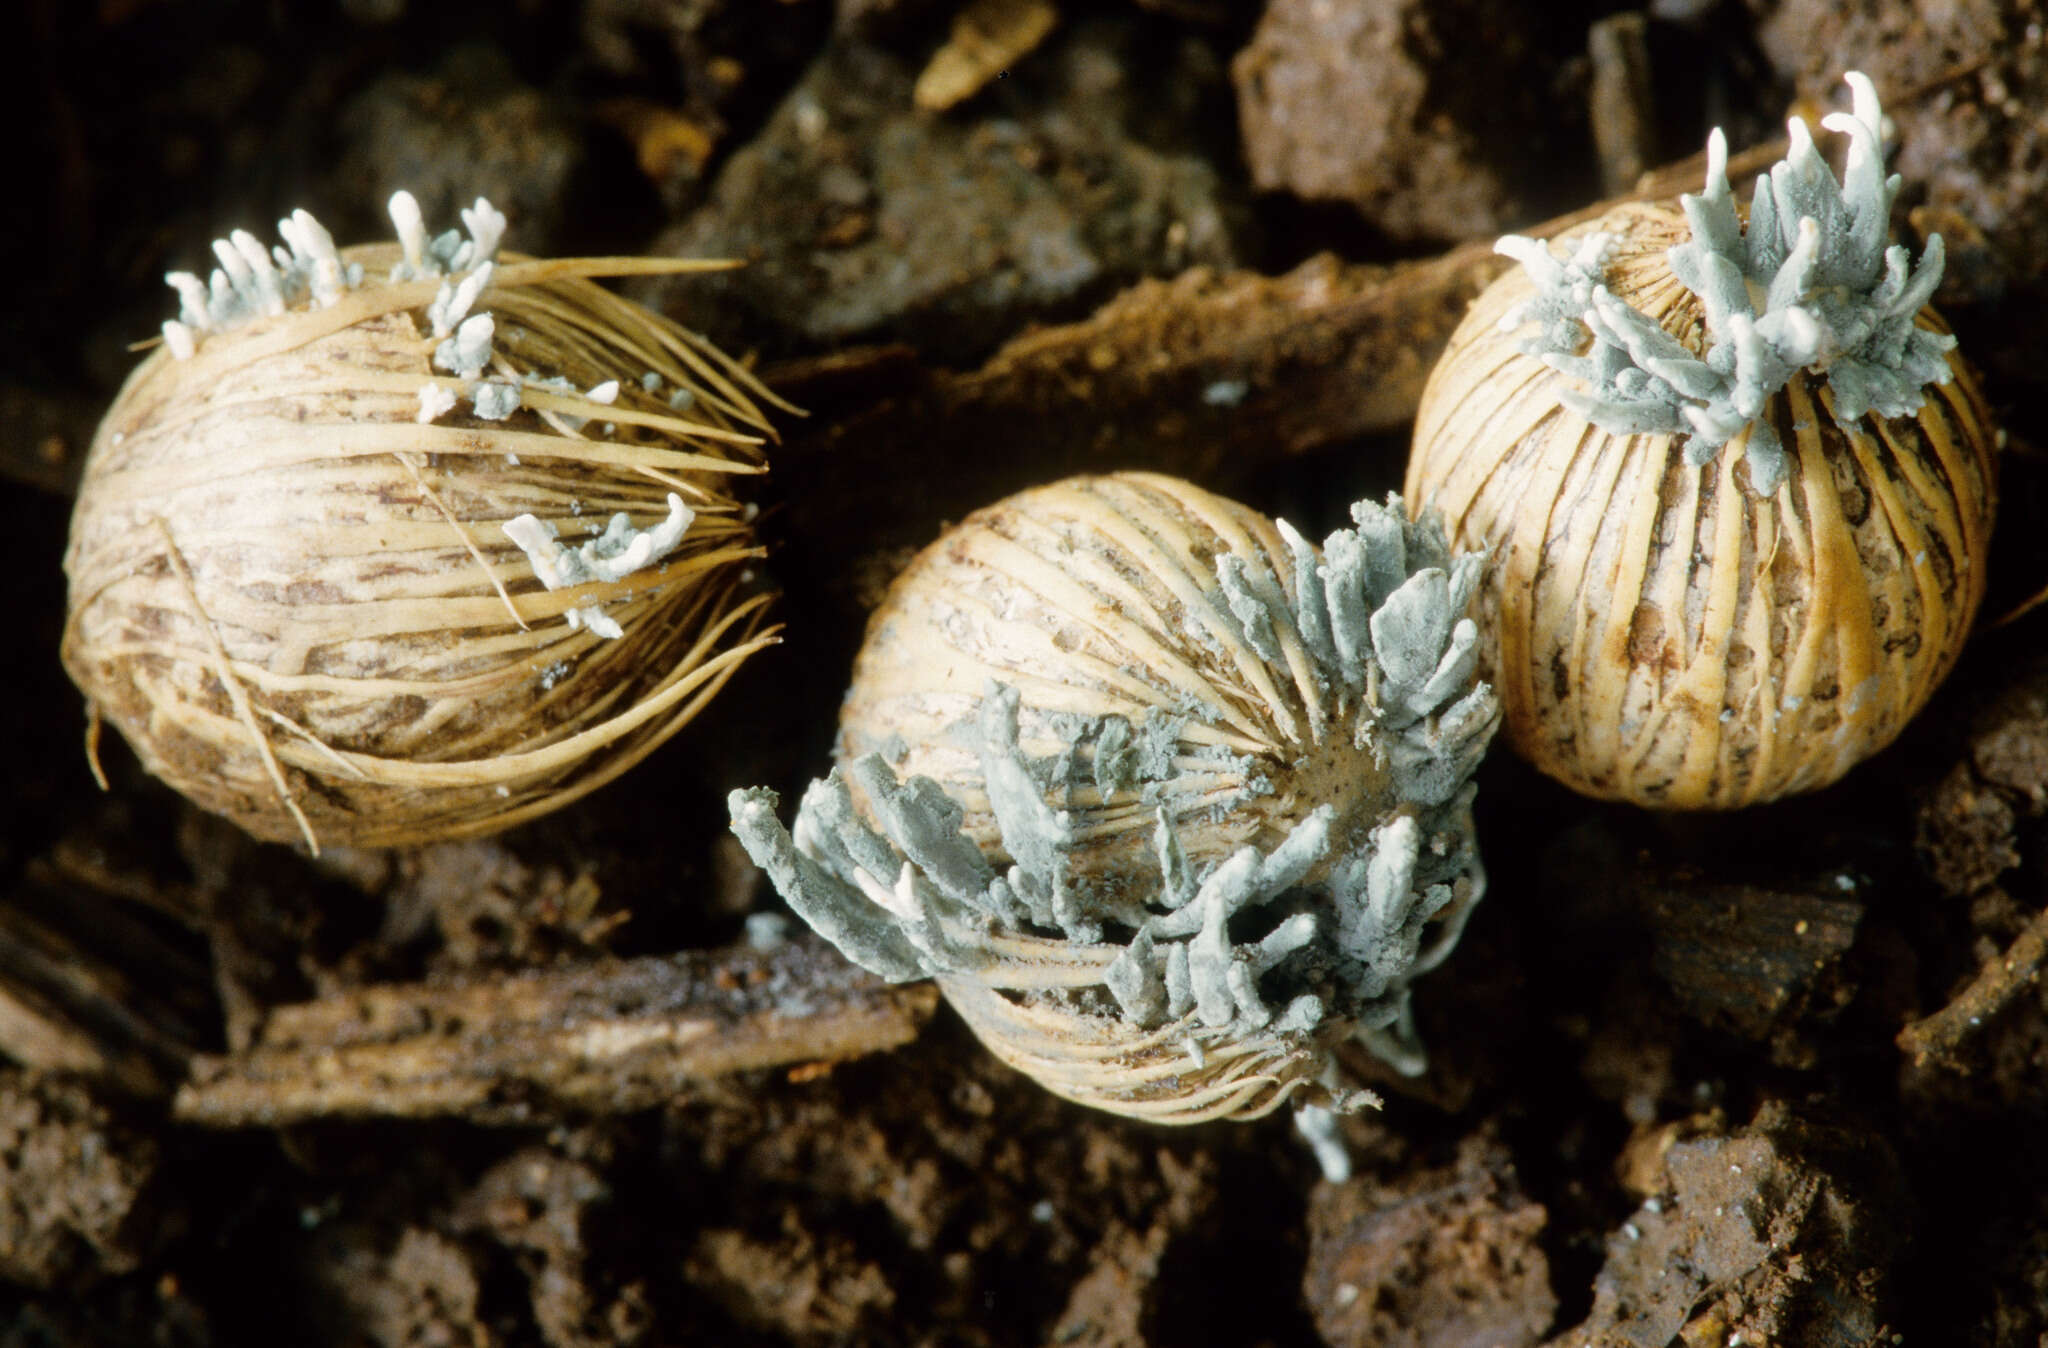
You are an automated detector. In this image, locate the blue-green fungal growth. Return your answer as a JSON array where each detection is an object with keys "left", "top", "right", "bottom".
[
  {"left": 1496, "top": 72, "right": 1954, "bottom": 495},
  {"left": 730, "top": 475, "right": 1499, "bottom": 1125}
]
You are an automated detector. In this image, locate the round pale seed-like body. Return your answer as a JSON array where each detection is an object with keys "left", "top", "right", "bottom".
[
  {"left": 936, "top": 968, "right": 1325, "bottom": 1123},
  {"left": 809, "top": 470, "right": 1493, "bottom": 1122},
  {"left": 64, "top": 245, "right": 775, "bottom": 848},
  {"left": 1407, "top": 203, "right": 1998, "bottom": 808},
  {"left": 838, "top": 472, "right": 1391, "bottom": 901}
]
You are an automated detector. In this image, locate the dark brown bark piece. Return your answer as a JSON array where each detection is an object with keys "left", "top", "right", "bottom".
[
  {"left": 173, "top": 935, "right": 938, "bottom": 1127},
  {"left": 1640, "top": 873, "right": 1863, "bottom": 1059}
]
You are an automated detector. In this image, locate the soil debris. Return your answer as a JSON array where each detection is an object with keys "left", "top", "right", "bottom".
[
  {"left": 0, "top": 1071, "right": 161, "bottom": 1290},
  {"left": 1545, "top": 1102, "right": 1909, "bottom": 1348},
  {"left": 1232, "top": 0, "right": 1581, "bottom": 241},
  {"left": 645, "top": 13, "right": 1242, "bottom": 361},
  {"left": 1303, "top": 1134, "right": 1555, "bottom": 1348}
]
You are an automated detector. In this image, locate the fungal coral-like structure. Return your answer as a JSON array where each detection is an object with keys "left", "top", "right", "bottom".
[
  {"left": 1495, "top": 72, "right": 1955, "bottom": 496},
  {"left": 732, "top": 473, "right": 1499, "bottom": 1124}
]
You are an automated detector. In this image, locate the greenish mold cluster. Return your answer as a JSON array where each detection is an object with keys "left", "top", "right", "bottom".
[{"left": 1497, "top": 72, "right": 1953, "bottom": 494}]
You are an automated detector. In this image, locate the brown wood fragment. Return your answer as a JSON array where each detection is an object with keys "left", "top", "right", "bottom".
[
  {"left": 769, "top": 140, "right": 1789, "bottom": 579},
  {"left": 1589, "top": 13, "right": 1656, "bottom": 196},
  {"left": 913, "top": 0, "right": 1059, "bottom": 111},
  {"left": 173, "top": 934, "right": 939, "bottom": 1127},
  {"left": 1897, "top": 901, "right": 2048, "bottom": 1067},
  {"left": 0, "top": 878, "right": 212, "bottom": 1098}
]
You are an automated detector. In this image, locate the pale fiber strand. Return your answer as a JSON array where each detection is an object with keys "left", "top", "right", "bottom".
[
  {"left": 256, "top": 705, "right": 372, "bottom": 781},
  {"left": 392, "top": 452, "right": 529, "bottom": 630},
  {"left": 257, "top": 597, "right": 774, "bottom": 787},
  {"left": 152, "top": 517, "right": 320, "bottom": 853}
]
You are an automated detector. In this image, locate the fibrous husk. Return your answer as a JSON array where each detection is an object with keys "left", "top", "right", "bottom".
[{"left": 64, "top": 211, "right": 790, "bottom": 850}]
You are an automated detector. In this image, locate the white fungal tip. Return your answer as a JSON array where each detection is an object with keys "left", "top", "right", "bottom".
[
  {"left": 501, "top": 496, "right": 693, "bottom": 639},
  {"left": 288, "top": 208, "right": 337, "bottom": 260},
  {"left": 434, "top": 312, "right": 496, "bottom": 378},
  {"left": 165, "top": 271, "right": 211, "bottom": 328},
  {"left": 162, "top": 319, "right": 197, "bottom": 361},
  {"left": 389, "top": 190, "right": 427, "bottom": 270},
  {"left": 586, "top": 380, "right": 620, "bottom": 405},
  {"left": 415, "top": 383, "right": 458, "bottom": 424},
  {"left": 1786, "top": 113, "right": 1816, "bottom": 160},
  {"left": 458, "top": 197, "right": 507, "bottom": 265},
  {"left": 1704, "top": 125, "right": 1727, "bottom": 187},
  {"left": 471, "top": 379, "right": 521, "bottom": 421},
  {"left": 575, "top": 607, "right": 624, "bottom": 640},
  {"left": 1843, "top": 70, "right": 1880, "bottom": 127}
]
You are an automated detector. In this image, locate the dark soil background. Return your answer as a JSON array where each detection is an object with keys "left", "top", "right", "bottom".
[{"left": 8, "top": 1, "right": 2048, "bottom": 1344}]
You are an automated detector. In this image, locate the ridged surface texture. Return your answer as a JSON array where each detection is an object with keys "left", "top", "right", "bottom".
[
  {"left": 1407, "top": 203, "right": 1998, "bottom": 809},
  {"left": 843, "top": 474, "right": 1379, "bottom": 888}
]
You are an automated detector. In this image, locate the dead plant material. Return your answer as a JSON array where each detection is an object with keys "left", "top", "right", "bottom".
[
  {"left": 64, "top": 224, "right": 792, "bottom": 852},
  {"left": 0, "top": 877, "right": 211, "bottom": 1099},
  {"left": 913, "top": 0, "right": 1059, "bottom": 111},
  {"left": 769, "top": 139, "right": 1789, "bottom": 570},
  {"left": 172, "top": 933, "right": 939, "bottom": 1127},
  {"left": 1897, "top": 901, "right": 2048, "bottom": 1067}
]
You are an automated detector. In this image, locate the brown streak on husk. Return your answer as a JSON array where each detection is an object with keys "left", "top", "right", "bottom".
[{"left": 153, "top": 516, "right": 321, "bottom": 853}]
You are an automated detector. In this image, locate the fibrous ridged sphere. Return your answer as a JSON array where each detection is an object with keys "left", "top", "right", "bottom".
[
  {"left": 732, "top": 473, "right": 1499, "bottom": 1124},
  {"left": 1406, "top": 73, "right": 1998, "bottom": 809},
  {"left": 65, "top": 193, "right": 791, "bottom": 850}
]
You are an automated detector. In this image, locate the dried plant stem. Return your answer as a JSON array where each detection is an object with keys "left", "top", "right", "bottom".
[
  {"left": 1898, "top": 901, "right": 2048, "bottom": 1067},
  {"left": 174, "top": 936, "right": 938, "bottom": 1126}
]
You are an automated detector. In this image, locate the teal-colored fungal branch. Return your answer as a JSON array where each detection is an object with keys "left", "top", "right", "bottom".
[
  {"left": 728, "top": 686, "right": 1346, "bottom": 1026},
  {"left": 1497, "top": 71, "right": 1955, "bottom": 495},
  {"left": 1223, "top": 496, "right": 1496, "bottom": 810}
]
